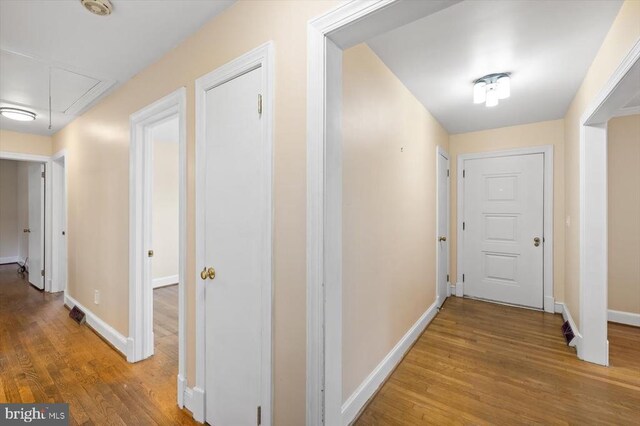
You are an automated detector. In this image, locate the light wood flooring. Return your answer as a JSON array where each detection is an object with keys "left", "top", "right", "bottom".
[
  {"left": 0, "top": 263, "right": 194, "bottom": 425},
  {"left": 2, "top": 262, "right": 638, "bottom": 424},
  {"left": 355, "top": 297, "right": 640, "bottom": 425}
]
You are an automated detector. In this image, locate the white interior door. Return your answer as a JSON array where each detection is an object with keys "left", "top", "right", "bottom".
[
  {"left": 462, "top": 154, "right": 544, "bottom": 309},
  {"left": 437, "top": 150, "right": 449, "bottom": 306},
  {"left": 203, "top": 66, "right": 268, "bottom": 425},
  {"left": 28, "top": 163, "right": 45, "bottom": 290}
]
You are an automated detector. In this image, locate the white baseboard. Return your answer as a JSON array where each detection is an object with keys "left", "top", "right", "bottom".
[
  {"left": 544, "top": 296, "right": 555, "bottom": 313},
  {"left": 0, "top": 256, "right": 20, "bottom": 264},
  {"left": 556, "top": 301, "right": 582, "bottom": 350},
  {"left": 184, "top": 386, "right": 205, "bottom": 423},
  {"left": 64, "top": 293, "right": 128, "bottom": 356},
  {"left": 455, "top": 281, "right": 464, "bottom": 297},
  {"left": 177, "top": 374, "right": 187, "bottom": 408},
  {"left": 341, "top": 301, "right": 439, "bottom": 425},
  {"left": 554, "top": 302, "right": 564, "bottom": 314},
  {"left": 608, "top": 309, "right": 640, "bottom": 327},
  {"left": 153, "top": 274, "right": 179, "bottom": 288}
]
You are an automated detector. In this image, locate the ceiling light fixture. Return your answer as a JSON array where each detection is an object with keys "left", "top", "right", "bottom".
[
  {"left": 473, "top": 73, "right": 511, "bottom": 107},
  {"left": 0, "top": 107, "right": 37, "bottom": 122},
  {"left": 80, "top": 0, "right": 113, "bottom": 16}
]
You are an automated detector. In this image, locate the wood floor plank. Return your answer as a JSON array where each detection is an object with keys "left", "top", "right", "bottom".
[
  {"left": 354, "top": 297, "right": 640, "bottom": 425},
  {"left": 0, "top": 264, "right": 196, "bottom": 425}
]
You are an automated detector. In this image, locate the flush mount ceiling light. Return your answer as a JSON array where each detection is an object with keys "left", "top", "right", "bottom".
[
  {"left": 473, "top": 73, "right": 511, "bottom": 107},
  {"left": 0, "top": 107, "right": 37, "bottom": 122},
  {"left": 81, "top": 0, "right": 113, "bottom": 16}
]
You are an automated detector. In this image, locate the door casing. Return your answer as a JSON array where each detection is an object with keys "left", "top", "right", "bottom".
[
  {"left": 193, "top": 42, "right": 274, "bottom": 425},
  {"left": 455, "top": 146, "right": 554, "bottom": 313},
  {"left": 436, "top": 146, "right": 450, "bottom": 306},
  {"left": 128, "top": 88, "right": 187, "bottom": 409}
]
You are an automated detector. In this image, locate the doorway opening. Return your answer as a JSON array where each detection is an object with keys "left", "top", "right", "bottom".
[
  {"left": 0, "top": 156, "right": 49, "bottom": 291},
  {"left": 51, "top": 150, "right": 67, "bottom": 294},
  {"left": 128, "top": 88, "right": 187, "bottom": 408}
]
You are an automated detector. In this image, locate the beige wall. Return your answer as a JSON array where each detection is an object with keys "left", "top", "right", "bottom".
[
  {"left": 0, "top": 160, "right": 19, "bottom": 260},
  {"left": 608, "top": 114, "right": 640, "bottom": 315},
  {"left": 50, "top": 1, "right": 336, "bottom": 424},
  {"left": 342, "top": 44, "right": 449, "bottom": 400},
  {"left": 563, "top": 0, "right": 640, "bottom": 329},
  {"left": 449, "top": 119, "right": 565, "bottom": 300},
  {"left": 152, "top": 138, "right": 179, "bottom": 283},
  {"left": 0, "top": 130, "right": 52, "bottom": 156}
]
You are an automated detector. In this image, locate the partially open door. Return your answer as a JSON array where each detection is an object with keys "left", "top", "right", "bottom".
[{"left": 28, "top": 163, "right": 45, "bottom": 290}]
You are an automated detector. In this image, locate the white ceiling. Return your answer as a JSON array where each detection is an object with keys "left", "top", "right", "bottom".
[
  {"left": 367, "top": 0, "right": 623, "bottom": 134},
  {"left": 0, "top": 0, "right": 234, "bottom": 136}
]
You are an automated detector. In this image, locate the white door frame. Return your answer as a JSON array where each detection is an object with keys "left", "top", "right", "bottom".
[
  {"left": 128, "top": 88, "right": 188, "bottom": 406},
  {"left": 0, "top": 151, "right": 53, "bottom": 292},
  {"left": 51, "top": 149, "right": 67, "bottom": 293},
  {"left": 436, "top": 146, "right": 450, "bottom": 303},
  {"left": 578, "top": 39, "right": 640, "bottom": 366},
  {"left": 194, "top": 42, "right": 274, "bottom": 424},
  {"left": 455, "top": 146, "right": 554, "bottom": 312},
  {"left": 306, "top": 1, "right": 462, "bottom": 424}
]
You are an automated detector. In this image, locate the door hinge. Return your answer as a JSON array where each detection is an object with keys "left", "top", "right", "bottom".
[
  {"left": 446, "top": 274, "right": 449, "bottom": 282},
  {"left": 463, "top": 222, "right": 465, "bottom": 231},
  {"left": 257, "top": 406, "right": 261, "bottom": 425},
  {"left": 41, "top": 269, "right": 45, "bottom": 277},
  {"left": 463, "top": 169, "right": 465, "bottom": 178},
  {"left": 258, "top": 94, "right": 263, "bottom": 115},
  {"left": 463, "top": 274, "right": 465, "bottom": 283},
  {"left": 41, "top": 171, "right": 45, "bottom": 178},
  {"left": 447, "top": 169, "right": 450, "bottom": 177}
]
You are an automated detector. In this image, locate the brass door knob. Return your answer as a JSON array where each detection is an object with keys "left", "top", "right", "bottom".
[
  {"left": 200, "top": 267, "right": 216, "bottom": 280},
  {"left": 439, "top": 236, "right": 447, "bottom": 242},
  {"left": 148, "top": 250, "right": 154, "bottom": 257},
  {"left": 534, "top": 237, "right": 541, "bottom": 247}
]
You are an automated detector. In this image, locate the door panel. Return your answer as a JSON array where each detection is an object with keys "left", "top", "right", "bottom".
[
  {"left": 463, "top": 154, "right": 544, "bottom": 308},
  {"left": 27, "top": 163, "right": 44, "bottom": 290},
  {"left": 204, "top": 66, "right": 264, "bottom": 426},
  {"left": 437, "top": 151, "right": 449, "bottom": 305}
]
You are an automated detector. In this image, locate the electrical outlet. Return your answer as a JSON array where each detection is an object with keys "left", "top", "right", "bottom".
[{"left": 94, "top": 290, "right": 100, "bottom": 305}]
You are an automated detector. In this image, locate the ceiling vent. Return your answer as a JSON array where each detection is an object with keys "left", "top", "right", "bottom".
[{"left": 80, "top": 0, "right": 113, "bottom": 16}]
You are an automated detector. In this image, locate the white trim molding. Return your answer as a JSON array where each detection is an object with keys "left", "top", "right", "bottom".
[
  {"left": 435, "top": 146, "right": 450, "bottom": 305},
  {"left": 128, "top": 88, "right": 188, "bottom": 412},
  {"left": 64, "top": 293, "right": 128, "bottom": 355},
  {"left": 341, "top": 302, "right": 439, "bottom": 425},
  {"left": 153, "top": 275, "right": 179, "bottom": 288},
  {"left": 455, "top": 146, "right": 555, "bottom": 312},
  {"left": 194, "top": 41, "right": 275, "bottom": 426},
  {"left": 577, "top": 39, "right": 640, "bottom": 366},
  {"left": 306, "top": 2, "right": 462, "bottom": 424},
  {"left": 608, "top": 310, "right": 640, "bottom": 327},
  {"left": 0, "top": 256, "right": 20, "bottom": 265}
]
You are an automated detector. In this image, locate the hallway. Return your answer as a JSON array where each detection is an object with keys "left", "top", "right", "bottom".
[
  {"left": 0, "top": 264, "right": 194, "bottom": 425},
  {"left": 356, "top": 297, "right": 640, "bottom": 425}
]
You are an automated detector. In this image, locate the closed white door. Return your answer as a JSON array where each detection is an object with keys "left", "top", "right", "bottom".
[
  {"left": 437, "top": 150, "right": 449, "bottom": 306},
  {"left": 203, "top": 66, "right": 267, "bottom": 425},
  {"left": 28, "top": 163, "right": 45, "bottom": 290},
  {"left": 462, "top": 154, "right": 544, "bottom": 308}
]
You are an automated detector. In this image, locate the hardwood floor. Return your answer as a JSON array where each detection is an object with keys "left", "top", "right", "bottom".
[
  {"left": 355, "top": 297, "right": 640, "bottom": 425},
  {"left": 0, "top": 264, "right": 195, "bottom": 425}
]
